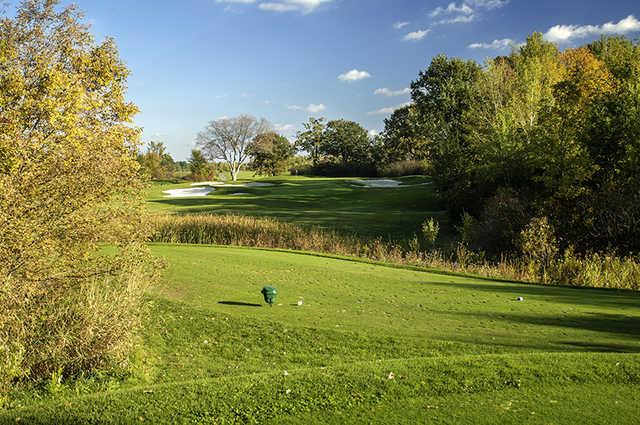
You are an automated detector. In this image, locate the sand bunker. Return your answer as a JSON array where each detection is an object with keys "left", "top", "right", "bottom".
[
  {"left": 190, "top": 181, "right": 225, "bottom": 187},
  {"left": 228, "top": 192, "right": 250, "bottom": 196},
  {"left": 351, "top": 179, "right": 433, "bottom": 188},
  {"left": 163, "top": 187, "right": 214, "bottom": 198},
  {"left": 190, "top": 181, "right": 275, "bottom": 188},
  {"left": 351, "top": 179, "right": 403, "bottom": 188}
]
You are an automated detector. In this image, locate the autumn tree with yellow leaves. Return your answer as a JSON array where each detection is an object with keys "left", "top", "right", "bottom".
[{"left": 0, "top": 0, "right": 156, "bottom": 390}]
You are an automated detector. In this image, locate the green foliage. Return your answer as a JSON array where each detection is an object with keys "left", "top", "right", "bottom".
[
  {"left": 322, "top": 119, "right": 372, "bottom": 165},
  {"left": 379, "top": 105, "right": 431, "bottom": 164},
  {"left": 421, "top": 217, "right": 439, "bottom": 248},
  {"left": 377, "top": 159, "right": 429, "bottom": 177},
  {"left": 295, "top": 117, "right": 325, "bottom": 166},
  {"left": 457, "top": 212, "right": 476, "bottom": 247},
  {"left": 188, "top": 149, "right": 217, "bottom": 182},
  {"left": 464, "top": 189, "right": 531, "bottom": 255},
  {"left": 519, "top": 217, "right": 560, "bottom": 283},
  {"left": 138, "top": 142, "right": 176, "bottom": 180},
  {"left": 393, "top": 33, "right": 640, "bottom": 255},
  {"left": 410, "top": 55, "right": 484, "bottom": 215},
  {"left": 247, "top": 132, "right": 295, "bottom": 176},
  {"left": 295, "top": 118, "right": 374, "bottom": 174},
  {"left": 0, "top": 0, "right": 156, "bottom": 389},
  {"left": 287, "top": 155, "right": 312, "bottom": 175}
]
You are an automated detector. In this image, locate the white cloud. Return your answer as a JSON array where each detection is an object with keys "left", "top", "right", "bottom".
[
  {"left": 393, "top": 21, "right": 410, "bottom": 29},
  {"left": 403, "top": 29, "right": 430, "bottom": 41},
  {"left": 368, "top": 129, "right": 380, "bottom": 137},
  {"left": 544, "top": 15, "right": 640, "bottom": 43},
  {"left": 374, "top": 87, "right": 411, "bottom": 97},
  {"left": 468, "top": 0, "right": 509, "bottom": 10},
  {"left": 368, "top": 102, "right": 412, "bottom": 115},
  {"left": 287, "top": 103, "right": 326, "bottom": 113},
  {"left": 259, "top": 0, "right": 333, "bottom": 13},
  {"left": 430, "top": 2, "right": 473, "bottom": 18},
  {"left": 429, "top": 1, "right": 507, "bottom": 25},
  {"left": 468, "top": 38, "right": 517, "bottom": 49},
  {"left": 338, "top": 69, "right": 372, "bottom": 82},
  {"left": 217, "top": 0, "right": 333, "bottom": 13}
]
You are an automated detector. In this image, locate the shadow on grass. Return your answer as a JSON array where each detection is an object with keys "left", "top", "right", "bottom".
[
  {"left": 424, "top": 281, "right": 640, "bottom": 309},
  {"left": 431, "top": 305, "right": 640, "bottom": 341},
  {"left": 560, "top": 341, "right": 638, "bottom": 353},
  {"left": 218, "top": 301, "right": 262, "bottom": 307},
  {"left": 438, "top": 334, "right": 640, "bottom": 354}
]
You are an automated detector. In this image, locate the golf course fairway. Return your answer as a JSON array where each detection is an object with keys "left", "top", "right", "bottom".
[{"left": 4, "top": 244, "right": 639, "bottom": 424}]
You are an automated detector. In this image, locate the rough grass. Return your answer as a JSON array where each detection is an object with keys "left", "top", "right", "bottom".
[
  {"left": 0, "top": 243, "right": 156, "bottom": 393},
  {"left": 4, "top": 245, "right": 638, "bottom": 423}
]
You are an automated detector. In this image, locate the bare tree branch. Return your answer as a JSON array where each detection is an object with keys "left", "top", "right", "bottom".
[{"left": 196, "top": 115, "right": 271, "bottom": 181}]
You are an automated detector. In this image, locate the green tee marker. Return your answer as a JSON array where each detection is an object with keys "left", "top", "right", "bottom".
[{"left": 261, "top": 286, "right": 277, "bottom": 306}]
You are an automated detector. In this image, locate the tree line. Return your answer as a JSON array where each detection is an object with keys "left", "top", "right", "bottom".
[{"left": 388, "top": 33, "right": 640, "bottom": 257}]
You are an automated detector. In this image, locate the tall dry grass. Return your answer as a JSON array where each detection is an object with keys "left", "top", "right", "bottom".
[
  {"left": 151, "top": 214, "right": 639, "bottom": 291},
  {"left": 0, "top": 244, "right": 158, "bottom": 395}
]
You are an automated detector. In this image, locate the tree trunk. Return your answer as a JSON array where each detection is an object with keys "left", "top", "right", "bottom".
[{"left": 230, "top": 165, "right": 238, "bottom": 182}]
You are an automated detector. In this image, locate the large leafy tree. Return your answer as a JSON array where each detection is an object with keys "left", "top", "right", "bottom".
[
  {"left": 411, "top": 55, "right": 483, "bottom": 215},
  {"left": 295, "top": 117, "right": 325, "bottom": 166},
  {"left": 247, "top": 132, "right": 295, "bottom": 176},
  {"left": 379, "top": 105, "right": 430, "bottom": 163},
  {"left": 0, "top": 0, "right": 154, "bottom": 385},
  {"left": 322, "top": 119, "right": 371, "bottom": 165}
]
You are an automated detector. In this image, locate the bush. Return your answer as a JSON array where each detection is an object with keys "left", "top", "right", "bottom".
[
  {"left": 296, "top": 161, "right": 378, "bottom": 177},
  {"left": 377, "top": 160, "right": 429, "bottom": 177},
  {"left": 1, "top": 244, "right": 156, "bottom": 383},
  {"left": 288, "top": 156, "right": 312, "bottom": 176},
  {"left": 421, "top": 218, "right": 440, "bottom": 248},
  {"left": 188, "top": 162, "right": 218, "bottom": 182},
  {"left": 0, "top": 1, "right": 157, "bottom": 391},
  {"left": 519, "top": 217, "right": 560, "bottom": 283},
  {"left": 461, "top": 189, "right": 531, "bottom": 256}
]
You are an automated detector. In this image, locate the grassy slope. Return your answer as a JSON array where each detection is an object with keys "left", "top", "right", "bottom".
[
  {"left": 5, "top": 245, "right": 639, "bottom": 423},
  {"left": 145, "top": 176, "right": 450, "bottom": 242}
]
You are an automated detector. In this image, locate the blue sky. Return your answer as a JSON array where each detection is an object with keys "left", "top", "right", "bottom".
[{"left": 15, "top": 0, "right": 640, "bottom": 159}]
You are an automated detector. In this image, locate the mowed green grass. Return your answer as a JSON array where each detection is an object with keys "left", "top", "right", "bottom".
[
  {"left": 5, "top": 245, "right": 639, "bottom": 424},
  {"left": 145, "top": 176, "right": 449, "bottom": 241}
]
